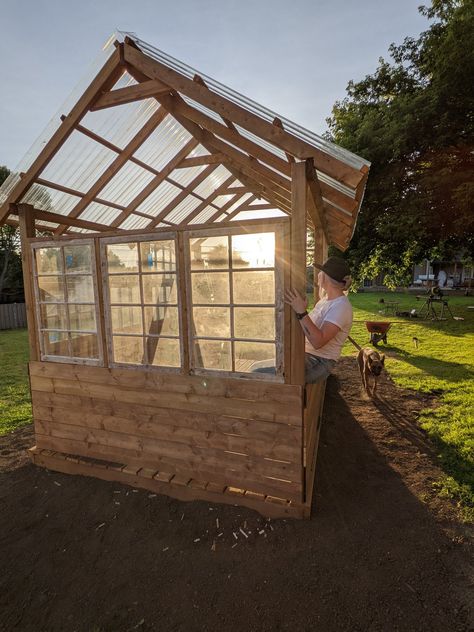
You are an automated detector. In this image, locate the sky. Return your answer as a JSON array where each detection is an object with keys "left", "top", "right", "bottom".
[{"left": 0, "top": 0, "right": 429, "bottom": 169}]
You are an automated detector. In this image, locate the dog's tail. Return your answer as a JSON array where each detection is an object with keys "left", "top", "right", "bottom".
[{"left": 347, "top": 335, "right": 362, "bottom": 351}]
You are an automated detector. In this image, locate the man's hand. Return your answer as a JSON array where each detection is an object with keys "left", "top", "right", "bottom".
[{"left": 284, "top": 289, "right": 307, "bottom": 313}]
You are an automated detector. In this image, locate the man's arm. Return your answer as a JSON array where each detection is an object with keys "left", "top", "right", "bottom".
[{"left": 285, "top": 289, "right": 341, "bottom": 349}]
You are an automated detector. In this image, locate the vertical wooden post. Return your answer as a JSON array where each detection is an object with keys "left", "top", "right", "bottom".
[
  {"left": 313, "top": 228, "right": 328, "bottom": 304},
  {"left": 17, "top": 204, "right": 39, "bottom": 361},
  {"left": 176, "top": 231, "right": 191, "bottom": 373},
  {"left": 93, "top": 237, "right": 109, "bottom": 367},
  {"left": 290, "top": 162, "right": 307, "bottom": 385}
]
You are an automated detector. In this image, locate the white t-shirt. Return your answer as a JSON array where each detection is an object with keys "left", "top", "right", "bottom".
[{"left": 304, "top": 295, "right": 353, "bottom": 361}]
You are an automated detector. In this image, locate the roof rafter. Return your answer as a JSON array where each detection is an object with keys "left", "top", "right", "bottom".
[
  {"left": 90, "top": 79, "right": 171, "bottom": 111},
  {"left": 177, "top": 175, "right": 235, "bottom": 226},
  {"left": 0, "top": 45, "right": 124, "bottom": 225},
  {"left": 123, "top": 41, "right": 365, "bottom": 190},
  {"left": 205, "top": 190, "right": 250, "bottom": 224},
  {"left": 305, "top": 158, "right": 328, "bottom": 243}
]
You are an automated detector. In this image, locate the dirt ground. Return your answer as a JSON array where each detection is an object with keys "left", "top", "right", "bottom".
[{"left": 0, "top": 358, "right": 472, "bottom": 632}]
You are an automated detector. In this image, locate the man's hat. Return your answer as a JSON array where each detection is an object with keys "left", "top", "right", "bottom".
[{"left": 314, "top": 256, "right": 351, "bottom": 283}]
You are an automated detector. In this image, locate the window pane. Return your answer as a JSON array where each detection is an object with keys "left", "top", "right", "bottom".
[
  {"left": 190, "top": 236, "right": 229, "bottom": 269},
  {"left": 107, "top": 243, "right": 139, "bottom": 272},
  {"left": 42, "top": 332, "right": 69, "bottom": 356},
  {"left": 68, "top": 305, "right": 96, "bottom": 331},
  {"left": 71, "top": 332, "right": 99, "bottom": 358},
  {"left": 36, "top": 247, "right": 63, "bottom": 274},
  {"left": 192, "top": 307, "right": 230, "bottom": 337},
  {"left": 38, "top": 276, "right": 65, "bottom": 302},
  {"left": 147, "top": 337, "right": 181, "bottom": 367},
  {"left": 234, "top": 307, "right": 275, "bottom": 340},
  {"left": 66, "top": 276, "right": 94, "bottom": 303},
  {"left": 233, "top": 271, "right": 275, "bottom": 304},
  {"left": 40, "top": 304, "right": 67, "bottom": 330},
  {"left": 232, "top": 233, "right": 275, "bottom": 268},
  {"left": 234, "top": 341, "right": 276, "bottom": 374},
  {"left": 108, "top": 275, "right": 141, "bottom": 304},
  {"left": 191, "top": 272, "right": 229, "bottom": 304},
  {"left": 142, "top": 274, "right": 177, "bottom": 304},
  {"left": 140, "top": 240, "right": 176, "bottom": 272},
  {"left": 144, "top": 306, "right": 179, "bottom": 336},
  {"left": 64, "top": 245, "right": 91, "bottom": 273},
  {"left": 111, "top": 306, "right": 143, "bottom": 334},
  {"left": 113, "top": 336, "right": 144, "bottom": 364},
  {"left": 193, "top": 340, "right": 232, "bottom": 371}
]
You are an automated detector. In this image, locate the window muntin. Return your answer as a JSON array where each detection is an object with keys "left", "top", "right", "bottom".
[
  {"left": 188, "top": 231, "right": 281, "bottom": 377},
  {"left": 104, "top": 237, "right": 181, "bottom": 369},
  {"left": 32, "top": 241, "right": 102, "bottom": 364}
]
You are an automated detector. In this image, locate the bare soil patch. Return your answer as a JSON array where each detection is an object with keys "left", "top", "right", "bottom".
[{"left": 0, "top": 358, "right": 472, "bottom": 632}]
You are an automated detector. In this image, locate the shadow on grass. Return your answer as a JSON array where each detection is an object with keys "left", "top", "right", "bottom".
[{"left": 386, "top": 346, "right": 474, "bottom": 384}]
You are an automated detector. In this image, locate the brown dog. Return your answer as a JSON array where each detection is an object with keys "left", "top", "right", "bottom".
[{"left": 357, "top": 347, "right": 385, "bottom": 397}]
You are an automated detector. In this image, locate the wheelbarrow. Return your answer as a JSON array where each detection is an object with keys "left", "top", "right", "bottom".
[{"left": 365, "top": 321, "right": 391, "bottom": 346}]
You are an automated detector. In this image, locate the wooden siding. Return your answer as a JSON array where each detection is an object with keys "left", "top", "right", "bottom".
[{"left": 30, "top": 361, "right": 305, "bottom": 502}]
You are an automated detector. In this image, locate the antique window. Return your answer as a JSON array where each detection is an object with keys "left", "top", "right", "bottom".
[
  {"left": 188, "top": 227, "right": 283, "bottom": 379},
  {"left": 102, "top": 235, "right": 181, "bottom": 369},
  {"left": 32, "top": 240, "right": 102, "bottom": 364}
]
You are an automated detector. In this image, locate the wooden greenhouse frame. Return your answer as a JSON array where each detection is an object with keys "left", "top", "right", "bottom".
[{"left": 0, "top": 34, "right": 369, "bottom": 518}]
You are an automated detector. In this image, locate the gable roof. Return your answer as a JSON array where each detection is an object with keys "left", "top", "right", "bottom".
[{"left": 0, "top": 32, "right": 370, "bottom": 250}]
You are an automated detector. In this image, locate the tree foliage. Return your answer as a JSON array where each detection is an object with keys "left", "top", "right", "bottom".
[
  {"left": 0, "top": 166, "right": 24, "bottom": 300},
  {"left": 326, "top": 0, "right": 474, "bottom": 287}
]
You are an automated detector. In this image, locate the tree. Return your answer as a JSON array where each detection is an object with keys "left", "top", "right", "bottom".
[
  {"left": 326, "top": 0, "right": 474, "bottom": 287},
  {"left": 0, "top": 167, "right": 24, "bottom": 300}
]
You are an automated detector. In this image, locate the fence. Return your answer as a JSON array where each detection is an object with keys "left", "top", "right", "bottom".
[{"left": 0, "top": 303, "right": 27, "bottom": 330}]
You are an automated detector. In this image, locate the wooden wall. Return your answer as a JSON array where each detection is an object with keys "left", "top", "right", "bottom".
[{"left": 29, "top": 361, "right": 305, "bottom": 503}]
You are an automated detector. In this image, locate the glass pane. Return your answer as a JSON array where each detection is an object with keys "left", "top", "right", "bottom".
[
  {"left": 233, "top": 271, "right": 275, "bottom": 304},
  {"left": 64, "top": 244, "right": 91, "bottom": 273},
  {"left": 108, "top": 275, "right": 140, "bottom": 304},
  {"left": 113, "top": 336, "right": 144, "bottom": 364},
  {"left": 191, "top": 272, "right": 229, "bottom": 304},
  {"left": 147, "top": 337, "right": 181, "bottom": 367},
  {"left": 144, "top": 306, "right": 179, "bottom": 336},
  {"left": 36, "top": 247, "right": 63, "bottom": 274},
  {"left": 40, "top": 304, "right": 67, "bottom": 330},
  {"left": 190, "top": 236, "right": 229, "bottom": 269},
  {"left": 142, "top": 274, "right": 177, "bottom": 304},
  {"left": 234, "top": 341, "right": 276, "bottom": 374},
  {"left": 193, "top": 340, "right": 231, "bottom": 371},
  {"left": 71, "top": 332, "right": 99, "bottom": 358},
  {"left": 68, "top": 304, "right": 97, "bottom": 331},
  {"left": 111, "top": 306, "right": 143, "bottom": 334},
  {"left": 38, "top": 276, "right": 64, "bottom": 302},
  {"left": 232, "top": 233, "right": 275, "bottom": 268},
  {"left": 192, "top": 307, "right": 230, "bottom": 337},
  {"left": 42, "top": 331, "right": 69, "bottom": 356},
  {"left": 140, "top": 240, "right": 176, "bottom": 272},
  {"left": 66, "top": 275, "right": 94, "bottom": 303},
  {"left": 234, "top": 307, "right": 275, "bottom": 340},
  {"left": 107, "top": 242, "right": 139, "bottom": 272}
]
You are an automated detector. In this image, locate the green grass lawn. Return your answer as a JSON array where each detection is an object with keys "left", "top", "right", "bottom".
[
  {"left": 1, "top": 294, "right": 473, "bottom": 519},
  {"left": 0, "top": 328, "right": 32, "bottom": 435},
  {"left": 342, "top": 291, "right": 474, "bottom": 521}
]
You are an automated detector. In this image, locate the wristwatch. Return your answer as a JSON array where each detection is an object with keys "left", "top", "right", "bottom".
[{"left": 296, "top": 311, "right": 308, "bottom": 320}]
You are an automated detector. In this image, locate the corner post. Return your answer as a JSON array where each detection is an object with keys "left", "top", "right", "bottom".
[
  {"left": 290, "top": 162, "right": 307, "bottom": 385},
  {"left": 17, "top": 203, "right": 39, "bottom": 361}
]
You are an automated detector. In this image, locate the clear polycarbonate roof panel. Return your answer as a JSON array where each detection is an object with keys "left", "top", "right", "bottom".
[
  {"left": 135, "top": 180, "right": 182, "bottom": 216},
  {"left": 212, "top": 194, "right": 235, "bottom": 208},
  {"left": 231, "top": 209, "right": 286, "bottom": 221},
  {"left": 20, "top": 186, "right": 79, "bottom": 215},
  {"left": 162, "top": 195, "right": 202, "bottom": 224},
  {"left": 133, "top": 116, "right": 194, "bottom": 171},
  {"left": 170, "top": 165, "right": 209, "bottom": 188},
  {"left": 193, "top": 165, "right": 234, "bottom": 198},
  {"left": 119, "top": 32, "right": 370, "bottom": 171},
  {"left": 99, "top": 161, "right": 155, "bottom": 206},
  {"left": 78, "top": 201, "right": 123, "bottom": 225},
  {"left": 189, "top": 206, "right": 221, "bottom": 225},
  {"left": 223, "top": 192, "right": 254, "bottom": 214},
  {"left": 39, "top": 130, "right": 118, "bottom": 194},
  {"left": 119, "top": 214, "right": 151, "bottom": 230}
]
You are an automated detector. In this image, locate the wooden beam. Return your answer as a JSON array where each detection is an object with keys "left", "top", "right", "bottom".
[
  {"left": 290, "top": 162, "right": 307, "bottom": 386},
  {"left": 313, "top": 228, "right": 328, "bottom": 304},
  {"left": 90, "top": 79, "right": 170, "bottom": 111},
  {"left": 32, "top": 208, "right": 113, "bottom": 233},
  {"left": 176, "top": 153, "right": 225, "bottom": 168},
  {"left": 109, "top": 138, "right": 199, "bottom": 228},
  {"left": 273, "top": 118, "right": 295, "bottom": 164},
  {"left": 123, "top": 42, "right": 365, "bottom": 189},
  {"left": 220, "top": 194, "right": 258, "bottom": 222},
  {"left": 54, "top": 107, "right": 169, "bottom": 234},
  {"left": 17, "top": 204, "right": 39, "bottom": 361},
  {"left": 0, "top": 46, "right": 124, "bottom": 225},
  {"left": 305, "top": 158, "right": 328, "bottom": 244}
]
